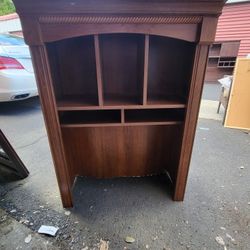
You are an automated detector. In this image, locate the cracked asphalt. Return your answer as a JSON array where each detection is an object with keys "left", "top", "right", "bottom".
[{"left": 0, "top": 96, "right": 250, "bottom": 250}]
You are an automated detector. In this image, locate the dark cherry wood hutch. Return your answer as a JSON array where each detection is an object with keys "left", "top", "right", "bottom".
[{"left": 13, "top": 0, "right": 225, "bottom": 207}]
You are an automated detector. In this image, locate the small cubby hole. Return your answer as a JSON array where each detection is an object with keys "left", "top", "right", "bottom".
[
  {"left": 99, "top": 33, "right": 145, "bottom": 105},
  {"left": 59, "top": 110, "right": 121, "bottom": 125},
  {"left": 208, "top": 58, "right": 219, "bottom": 67},
  {"left": 46, "top": 35, "right": 99, "bottom": 106},
  {"left": 209, "top": 43, "right": 221, "bottom": 57},
  {"left": 125, "top": 109, "right": 185, "bottom": 123},
  {"left": 147, "top": 35, "right": 195, "bottom": 105}
]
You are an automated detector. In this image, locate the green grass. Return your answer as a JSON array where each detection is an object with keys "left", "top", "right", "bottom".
[{"left": 0, "top": 0, "right": 15, "bottom": 16}]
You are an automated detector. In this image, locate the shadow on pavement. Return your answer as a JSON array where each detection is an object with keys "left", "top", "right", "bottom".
[
  {"left": 0, "top": 96, "right": 41, "bottom": 116},
  {"left": 72, "top": 174, "right": 173, "bottom": 219}
]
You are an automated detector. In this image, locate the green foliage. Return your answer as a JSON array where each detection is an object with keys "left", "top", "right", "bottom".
[{"left": 0, "top": 0, "right": 15, "bottom": 16}]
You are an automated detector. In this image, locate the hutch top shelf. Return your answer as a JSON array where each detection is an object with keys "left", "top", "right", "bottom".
[{"left": 14, "top": 0, "right": 225, "bottom": 46}]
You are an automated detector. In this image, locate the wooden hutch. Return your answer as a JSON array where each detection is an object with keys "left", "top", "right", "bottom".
[
  {"left": 13, "top": 0, "right": 225, "bottom": 207},
  {"left": 205, "top": 41, "right": 240, "bottom": 82}
]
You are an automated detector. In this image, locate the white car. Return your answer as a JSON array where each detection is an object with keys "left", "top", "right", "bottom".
[{"left": 0, "top": 33, "right": 38, "bottom": 102}]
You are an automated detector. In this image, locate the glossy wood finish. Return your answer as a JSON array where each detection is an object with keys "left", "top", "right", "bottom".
[
  {"left": 174, "top": 45, "right": 210, "bottom": 200},
  {"left": 40, "top": 23, "right": 199, "bottom": 45},
  {"left": 147, "top": 36, "right": 195, "bottom": 104},
  {"left": 30, "top": 46, "right": 73, "bottom": 207},
  {"left": 47, "top": 36, "right": 99, "bottom": 106},
  {"left": 13, "top": 0, "right": 225, "bottom": 16},
  {"left": 100, "top": 34, "right": 144, "bottom": 105},
  {"left": 94, "top": 35, "right": 104, "bottom": 106},
  {"left": 62, "top": 125, "right": 183, "bottom": 179},
  {"left": 14, "top": 0, "right": 225, "bottom": 207}
]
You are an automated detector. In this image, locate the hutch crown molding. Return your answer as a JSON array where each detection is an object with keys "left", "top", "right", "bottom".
[{"left": 13, "top": 0, "right": 225, "bottom": 207}]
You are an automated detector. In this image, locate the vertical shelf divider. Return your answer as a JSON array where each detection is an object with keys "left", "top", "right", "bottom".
[
  {"left": 94, "top": 35, "right": 104, "bottom": 106},
  {"left": 121, "top": 109, "right": 125, "bottom": 124},
  {"left": 143, "top": 35, "right": 149, "bottom": 105}
]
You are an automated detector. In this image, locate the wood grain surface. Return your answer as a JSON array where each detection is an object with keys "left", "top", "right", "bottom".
[{"left": 13, "top": 0, "right": 225, "bottom": 207}]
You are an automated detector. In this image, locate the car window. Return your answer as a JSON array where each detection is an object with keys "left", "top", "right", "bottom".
[{"left": 0, "top": 34, "right": 25, "bottom": 46}]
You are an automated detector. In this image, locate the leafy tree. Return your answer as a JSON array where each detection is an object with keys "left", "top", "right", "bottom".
[{"left": 0, "top": 0, "right": 15, "bottom": 16}]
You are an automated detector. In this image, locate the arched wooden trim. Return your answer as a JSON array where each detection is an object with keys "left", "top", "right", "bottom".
[{"left": 40, "top": 23, "right": 198, "bottom": 44}]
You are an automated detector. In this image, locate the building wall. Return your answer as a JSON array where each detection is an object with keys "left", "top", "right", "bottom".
[{"left": 215, "top": 2, "right": 250, "bottom": 57}]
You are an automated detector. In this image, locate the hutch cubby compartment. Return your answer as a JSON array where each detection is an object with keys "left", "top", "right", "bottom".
[
  {"left": 14, "top": 0, "right": 225, "bottom": 207},
  {"left": 217, "top": 57, "right": 236, "bottom": 68},
  {"left": 100, "top": 34, "right": 145, "bottom": 106},
  {"left": 47, "top": 35, "right": 99, "bottom": 107},
  {"left": 59, "top": 108, "right": 184, "bottom": 128},
  {"left": 147, "top": 35, "right": 195, "bottom": 105},
  {"left": 50, "top": 33, "right": 191, "bottom": 110},
  {"left": 124, "top": 109, "right": 184, "bottom": 124},
  {"left": 59, "top": 110, "right": 122, "bottom": 127}
]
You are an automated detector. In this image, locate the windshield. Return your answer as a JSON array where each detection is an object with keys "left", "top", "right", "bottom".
[{"left": 0, "top": 34, "right": 25, "bottom": 46}]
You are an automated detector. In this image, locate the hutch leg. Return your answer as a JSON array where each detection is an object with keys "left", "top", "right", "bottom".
[
  {"left": 30, "top": 46, "right": 73, "bottom": 207},
  {"left": 173, "top": 44, "right": 210, "bottom": 201},
  {"left": 217, "top": 101, "right": 221, "bottom": 114}
]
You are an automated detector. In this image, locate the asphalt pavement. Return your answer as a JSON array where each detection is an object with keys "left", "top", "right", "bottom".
[{"left": 0, "top": 86, "right": 249, "bottom": 250}]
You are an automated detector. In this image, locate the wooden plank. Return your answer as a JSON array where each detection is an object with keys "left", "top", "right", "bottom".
[
  {"left": 224, "top": 58, "right": 250, "bottom": 130},
  {"left": 94, "top": 35, "right": 104, "bottom": 106},
  {"left": 121, "top": 109, "right": 125, "bottom": 124},
  {"left": 143, "top": 35, "right": 149, "bottom": 105},
  {"left": 57, "top": 102, "right": 187, "bottom": 111},
  {"left": 0, "top": 130, "right": 29, "bottom": 179},
  {"left": 61, "top": 121, "right": 182, "bottom": 128}
]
